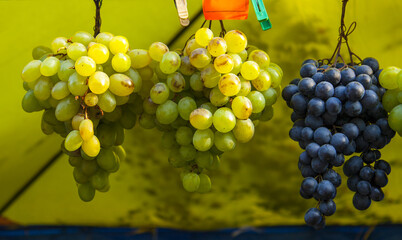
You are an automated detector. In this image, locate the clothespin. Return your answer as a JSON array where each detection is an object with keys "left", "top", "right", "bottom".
[
  {"left": 251, "top": 0, "right": 272, "bottom": 30},
  {"left": 174, "top": 0, "right": 190, "bottom": 27}
]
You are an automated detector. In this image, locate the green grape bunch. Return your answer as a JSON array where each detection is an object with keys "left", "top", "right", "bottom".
[
  {"left": 137, "top": 28, "right": 283, "bottom": 193},
  {"left": 21, "top": 31, "right": 148, "bottom": 202}
]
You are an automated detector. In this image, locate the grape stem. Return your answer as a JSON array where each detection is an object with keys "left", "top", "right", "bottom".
[
  {"left": 219, "top": 20, "right": 226, "bottom": 37},
  {"left": 322, "top": 0, "right": 362, "bottom": 67},
  {"left": 93, "top": 0, "right": 103, "bottom": 37}
]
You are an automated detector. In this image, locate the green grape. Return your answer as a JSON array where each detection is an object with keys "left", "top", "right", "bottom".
[
  {"left": 40, "top": 57, "right": 60, "bottom": 76},
  {"left": 139, "top": 113, "right": 156, "bottom": 129},
  {"left": 74, "top": 167, "right": 89, "bottom": 184},
  {"left": 185, "top": 39, "right": 202, "bottom": 56},
  {"left": 233, "top": 118, "right": 254, "bottom": 143},
  {"left": 72, "top": 114, "right": 85, "bottom": 130},
  {"left": 137, "top": 66, "right": 154, "bottom": 81},
  {"left": 228, "top": 53, "right": 242, "bottom": 75},
  {"left": 189, "top": 108, "right": 213, "bottom": 130},
  {"left": 252, "top": 69, "right": 271, "bottom": 91},
  {"left": 238, "top": 49, "right": 248, "bottom": 62},
  {"left": 127, "top": 95, "right": 143, "bottom": 114},
  {"left": 383, "top": 89, "right": 400, "bottom": 112},
  {"left": 82, "top": 135, "right": 100, "bottom": 158},
  {"left": 71, "top": 31, "right": 94, "bottom": 47},
  {"left": 88, "top": 71, "right": 109, "bottom": 94},
  {"left": 247, "top": 91, "right": 265, "bottom": 113},
  {"left": 84, "top": 93, "right": 98, "bottom": 107},
  {"left": 260, "top": 106, "right": 274, "bottom": 121},
  {"left": 179, "top": 145, "right": 197, "bottom": 161},
  {"left": 237, "top": 77, "right": 251, "bottom": 96},
  {"left": 75, "top": 56, "right": 96, "bottom": 77},
  {"left": 113, "top": 145, "right": 126, "bottom": 162},
  {"left": 200, "top": 102, "right": 217, "bottom": 114},
  {"left": 212, "top": 107, "right": 236, "bottom": 133},
  {"left": 51, "top": 81, "right": 70, "bottom": 100},
  {"left": 88, "top": 43, "right": 109, "bottom": 64},
  {"left": 168, "top": 147, "right": 187, "bottom": 168},
  {"left": 120, "top": 110, "right": 136, "bottom": 129},
  {"left": 112, "top": 53, "right": 131, "bottom": 72},
  {"left": 189, "top": 48, "right": 211, "bottom": 69},
  {"left": 51, "top": 37, "right": 68, "bottom": 53},
  {"left": 78, "top": 183, "right": 95, "bottom": 202},
  {"left": 153, "top": 62, "right": 168, "bottom": 80},
  {"left": 160, "top": 51, "right": 181, "bottom": 74},
  {"left": 58, "top": 59, "right": 75, "bottom": 81},
  {"left": 21, "top": 60, "right": 42, "bottom": 82},
  {"left": 241, "top": 61, "right": 260, "bottom": 80},
  {"left": 214, "top": 131, "right": 236, "bottom": 152},
  {"left": 23, "top": 82, "right": 30, "bottom": 91},
  {"left": 176, "top": 126, "right": 193, "bottom": 146},
  {"left": 81, "top": 159, "right": 98, "bottom": 176},
  {"left": 81, "top": 148, "right": 96, "bottom": 160},
  {"left": 167, "top": 72, "right": 186, "bottom": 92},
  {"left": 97, "top": 148, "right": 118, "bottom": 172},
  {"left": 232, "top": 96, "right": 253, "bottom": 119},
  {"left": 125, "top": 68, "right": 142, "bottom": 93},
  {"left": 266, "top": 66, "right": 282, "bottom": 88},
  {"left": 98, "top": 183, "right": 111, "bottom": 193},
  {"left": 269, "top": 62, "right": 283, "bottom": 77},
  {"left": 128, "top": 49, "right": 152, "bottom": 69},
  {"left": 195, "top": 151, "right": 213, "bottom": 168},
  {"left": 109, "top": 36, "right": 129, "bottom": 55},
  {"left": 150, "top": 82, "right": 170, "bottom": 104},
  {"left": 209, "top": 87, "right": 229, "bottom": 106},
  {"left": 91, "top": 170, "right": 109, "bottom": 190},
  {"left": 32, "top": 46, "right": 52, "bottom": 60},
  {"left": 182, "top": 173, "right": 200, "bottom": 192},
  {"left": 156, "top": 100, "right": 178, "bottom": 124},
  {"left": 69, "top": 156, "right": 83, "bottom": 167},
  {"left": 224, "top": 30, "right": 247, "bottom": 53},
  {"left": 189, "top": 72, "right": 203, "bottom": 91},
  {"left": 98, "top": 90, "right": 116, "bottom": 112},
  {"left": 65, "top": 130, "right": 83, "bottom": 151},
  {"left": 109, "top": 73, "right": 134, "bottom": 96},
  {"left": 214, "top": 54, "right": 234, "bottom": 74},
  {"left": 218, "top": 73, "right": 241, "bottom": 96},
  {"left": 195, "top": 27, "right": 214, "bottom": 47},
  {"left": 142, "top": 97, "right": 157, "bottom": 115},
  {"left": 197, "top": 173, "right": 212, "bottom": 193},
  {"left": 34, "top": 77, "right": 52, "bottom": 101},
  {"left": 55, "top": 95, "right": 80, "bottom": 121},
  {"left": 379, "top": 66, "right": 400, "bottom": 89},
  {"left": 97, "top": 124, "right": 117, "bottom": 148},
  {"left": 248, "top": 50, "right": 270, "bottom": 68},
  {"left": 208, "top": 154, "right": 221, "bottom": 170},
  {"left": 179, "top": 56, "right": 196, "bottom": 76},
  {"left": 193, "top": 129, "right": 214, "bottom": 151},
  {"left": 178, "top": 97, "right": 197, "bottom": 120},
  {"left": 41, "top": 117, "right": 54, "bottom": 135},
  {"left": 201, "top": 64, "right": 221, "bottom": 88},
  {"left": 96, "top": 32, "right": 114, "bottom": 46},
  {"left": 262, "top": 88, "right": 278, "bottom": 106},
  {"left": 103, "top": 107, "right": 122, "bottom": 122},
  {"left": 79, "top": 119, "right": 94, "bottom": 141},
  {"left": 68, "top": 72, "right": 88, "bottom": 96},
  {"left": 149, "top": 42, "right": 169, "bottom": 62},
  {"left": 388, "top": 104, "right": 402, "bottom": 132},
  {"left": 207, "top": 37, "right": 227, "bottom": 57},
  {"left": 67, "top": 42, "right": 87, "bottom": 61}
]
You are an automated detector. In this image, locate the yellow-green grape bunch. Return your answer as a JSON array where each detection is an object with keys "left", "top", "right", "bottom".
[
  {"left": 140, "top": 28, "right": 283, "bottom": 193},
  {"left": 379, "top": 66, "right": 402, "bottom": 134},
  {"left": 21, "top": 31, "right": 147, "bottom": 201}
]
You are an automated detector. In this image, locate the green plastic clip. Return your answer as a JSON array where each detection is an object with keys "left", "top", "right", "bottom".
[{"left": 251, "top": 0, "right": 272, "bottom": 31}]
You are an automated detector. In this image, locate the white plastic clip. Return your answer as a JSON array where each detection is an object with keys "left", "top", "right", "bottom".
[{"left": 174, "top": 0, "right": 190, "bottom": 26}]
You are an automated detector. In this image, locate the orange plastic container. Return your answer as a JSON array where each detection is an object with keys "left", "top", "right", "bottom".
[{"left": 202, "top": 0, "right": 249, "bottom": 20}]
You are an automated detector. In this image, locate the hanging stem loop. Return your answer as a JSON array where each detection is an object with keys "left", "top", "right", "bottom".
[
  {"left": 93, "top": 0, "right": 103, "bottom": 37},
  {"left": 219, "top": 20, "right": 226, "bottom": 37},
  {"left": 324, "top": 0, "right": 362, "bottom": 67}
]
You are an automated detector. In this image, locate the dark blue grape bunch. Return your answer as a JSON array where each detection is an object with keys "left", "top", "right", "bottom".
[{"left": 283, "top": 57, "right": 395, "bottom": 229}]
